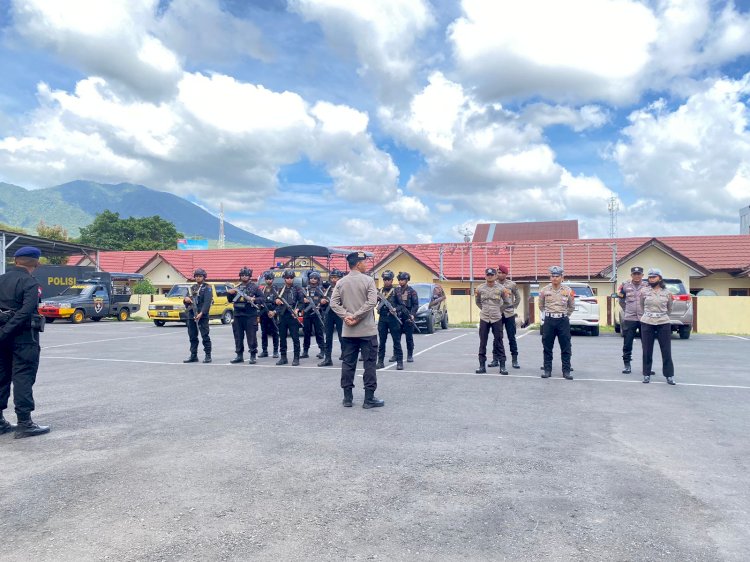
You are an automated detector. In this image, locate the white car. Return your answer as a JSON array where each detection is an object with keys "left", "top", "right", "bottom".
[{"left": 540, "top": 282, "right": 601, "bottom": 336}]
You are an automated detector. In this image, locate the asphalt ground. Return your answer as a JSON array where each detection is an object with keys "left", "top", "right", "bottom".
[{"left": 1, "top": 319, "right": 749, "bottom": 561}]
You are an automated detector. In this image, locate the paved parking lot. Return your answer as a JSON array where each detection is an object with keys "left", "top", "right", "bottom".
[{"left": 2, "top": 320, "right": 749, "bottom": 561}]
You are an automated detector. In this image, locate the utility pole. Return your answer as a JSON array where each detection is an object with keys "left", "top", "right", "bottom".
[
  {"left": 218, "top": 202, "right": 225, "bottom": 249},
  {"left": 608, "top": 196, "right": 619, "bottom": 239}
]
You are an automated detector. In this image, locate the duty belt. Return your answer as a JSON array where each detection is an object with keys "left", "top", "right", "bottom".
[
  {"left": 544, "top": 312, "right": 565, "bottom": 318},
  {"left": 644, "top": 312, "right": 665, "bottom": 318}
]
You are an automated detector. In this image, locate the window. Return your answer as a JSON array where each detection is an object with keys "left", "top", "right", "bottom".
[
  {"left": 214, "top": 284, "right": 228, "bottom": 298},
  {"left": 451, "top": 288, "right": 470, "bottom": 295},
  {"left": 690, "top": 288, "right": 703, "bottom": 296},
  {"left": 729, "top": 288, "right": 750, "bottom": 296}
]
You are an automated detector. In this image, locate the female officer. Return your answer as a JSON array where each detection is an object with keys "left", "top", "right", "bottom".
[{"left": 639, "top": 268, "right": 676, "bottom": 385}]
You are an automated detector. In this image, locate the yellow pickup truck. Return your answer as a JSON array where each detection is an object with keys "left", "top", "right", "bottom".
[{"left": 148, "top": 282, "right": 235, "bottom": 326}]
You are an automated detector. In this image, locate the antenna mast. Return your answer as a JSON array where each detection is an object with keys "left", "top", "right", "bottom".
[
  {"left": 219, "top": 202, "right": 225, "bottom": 249},
  {"left": 608, "top": 196, "right": 619, "bottom": 239}
]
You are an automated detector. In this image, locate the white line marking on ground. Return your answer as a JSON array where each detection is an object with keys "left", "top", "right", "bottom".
[
  {"left": 726, "top": 335, "right": 750, "bottom": 341},
  {"left": 380, "top": 332, "right": 471, "bottom": 370},
  {"left": 43, "top": 331, "right": 182, "bottom": 349}
]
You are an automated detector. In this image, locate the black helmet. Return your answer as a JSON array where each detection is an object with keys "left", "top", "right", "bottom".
[
  {"left": 282, "top": 269, "right": 295, "bottom": 279},
  {"left": 193, "top": 268, "right": 207, "bottom": 277},
  {"left": 397, "top": 271, "right": 410, "bottom": 281},
  {"left": 263, "top": 272, "right": 274, "bottom": 280},
  {"left": 330, "top": 269, "right": 344, "bottom": 278},
  {"left": 308, "top": 271, "right": 321, "bottom": 281},
  {"left": 381, "top": 270, "right": 394, "bottom": 280},
  {"left": 239, "top": 267, "right": 252, "bottom": 277}
]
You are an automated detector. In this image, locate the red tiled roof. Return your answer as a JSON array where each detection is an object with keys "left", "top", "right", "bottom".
[
  {"left": 473, "top": 220, "right": 579, "bottom": 242},
  {"left": 657, "top": 235, "right": 750, "bottom": 271},
  {"left": 67, "top": 250, "right": 157, "bottom": 272}
]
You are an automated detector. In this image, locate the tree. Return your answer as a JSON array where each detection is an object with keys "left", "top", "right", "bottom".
[
  {"left": 36, "top": 220, "right": 70, "bottom": 265},
  {"left": 132, "top": 279, "right": 157, "bottom": 295},
  {"left": 78, "top": 210, "right": 183, "bottom": 251}
]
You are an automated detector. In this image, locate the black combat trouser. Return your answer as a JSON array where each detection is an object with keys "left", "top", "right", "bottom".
[
  {"left": 401, "top": 318, "right": 415, "bottom": 356},
  {"left": 479, "top": 319, "right": 504, "bottom": 362},
  {"left": 378, "top": 316, "right": 403, "bottom": 361},
  {"left": 341, "top": 335, "right": 378, "bottom": 391},
  {"left": 542, "top": 315, "right": 571, "bottom": 372},
  {"left": 278, "top": 313, "right": 300, "bottom": 356},
  {"left": 0, "top": 334, "right": 40, "bottom": 421},
  {"left": 232, "top": 314, "right": 259, "bottom": 355},
  {"left": 492, "top": 315, "right": 517, "bottom": 360},
  {"left": 260, "top": 313, "right": 279, "bottom": 353},
  {"left": 621, "top": 319, "right": 641, "bottom": 363},
  {"left": 302, "top": 313, "right": 325, "bottom": 353},
  {"left": 641, "top": 323, "right": 674, "bottom": 378},
  {"left": 323, "top": 310, "right": 343, "bottom": 358},
  {"left": 187, "top": 316, "right": 211, "bottom": 354}
]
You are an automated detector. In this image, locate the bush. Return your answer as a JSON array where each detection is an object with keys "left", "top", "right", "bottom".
[{"left": 132, "top": 279, "right": 157, "bottom": 295}]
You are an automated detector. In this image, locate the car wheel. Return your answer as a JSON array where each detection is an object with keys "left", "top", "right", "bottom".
[
  {"left": 118, "top": 308, "right": 130, "bottom": 321},
  {"left": 221, "top": 309, "right": 233, "bottom": 324},
  {"left": 426, "top": 313, "right": 435, "bottom": 334},
  {"left": 70, "top": 309, "right": 85, "bottom": 324},
  {"left": 678, "top": 325, "right": 691, "bottom": 339},
  {"left": 441, "top": 312, "right": 448, "bottom": 330},
  {"left": 153, "top": 320, "right": 166, "bottom": 327},
  {"left": 590, "top": 326, "right": 600, "bottom": 337},
  {"left": 91, "top": 316, "right": 102, "bottom": 322}
]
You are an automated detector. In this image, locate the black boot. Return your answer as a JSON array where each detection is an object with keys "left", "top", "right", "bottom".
[
  {"left": 259, "top": 350, "right": 269, "bottom": 358},
  {"left": 183, "top": 354, "right": 199, "bottom": 363},
  {"left": 300, "top": 349, "right": 310, "bottom": 359},
  {"left": 563, "top": 371, "right": 573, "bottom": 380},
  {"left": 203, "top": 354, "right": 212, "bottom": 364},
  {"left": 396, "top": 361, "right": 404, "bottom": 370},
  {"left": 488, "top": 358, "right": 499, "bottom": 368},
  {"left": 622, "top": 361, "right": 631, "bottom": 374},
  {"left": 0, "top": 412, "right": 15, "bottom": 435},
  {"left": 407, "top": 354, "right": 414, "bottom": 363},
  {"left": 276, "top": 354, "right": 288, "bottom": 365},
  {"left": 541, "top": 369, "right": 552, "bottom": 378},
  {"left": 292, "top": 353, "right": 300, "bottom": 366},
  {"left": 318, "top": 355, "right": 333, "bottom": 367},
  {"left": 511, "top": 355, "right": 520, "bottom": 369},
  {"left": 388, "top": 356, "right": 396, "bottom": 362},
  {"left": 14, "top": 418, "right": 50, "bottom": 439},
  {"left": 475, "top": 361, "right": 486, "bottom": 374},
  {"left": 666, "top": 376, "right": 676, "bottom": 385},
  {"left": 248, "top": 354, "right": 257, "bottom": 364},
  {"left": 272, "top": 350, "right": 279, "bottom": 358},
  {"left": 230, "top": 353, "right": 244, "bottom": 364},
  {"left": 642, "top": 374, "right": 650, "bottom": 383},
  {"left": 499, "top": 361, "right": 509, "bottom": 375},
  {"left": 363, "top": 389, "right": 384, "bottom": 409},
  {"left": 316, "top": 350, "right": 324, "bottom": 359},
  {"left": 375, "top": 360, "right": 385, "bottom": 369},
  {"left": 342, "top": 388, "right": 353, "bottom": 407}
]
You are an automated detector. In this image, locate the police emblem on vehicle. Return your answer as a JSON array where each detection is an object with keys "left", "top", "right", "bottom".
[{"left": 94, "top": 297, "right": 104, "bottom": 314}]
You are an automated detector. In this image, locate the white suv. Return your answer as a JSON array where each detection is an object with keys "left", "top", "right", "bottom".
[{"left": 540, "top": 282, "right": 601, "bottom": 336}]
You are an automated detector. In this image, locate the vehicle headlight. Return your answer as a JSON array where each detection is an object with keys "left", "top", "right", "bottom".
[
  {"left": 417, "top": 303, "right": 428, "bottom": 314},
  {"left": 54, "top": 303, "right": 71, "bottom": 309},
  {"left": 173, "top": 304, "right": 186, "bottom": 311},
  {"left": 148, "top": 304, "right": 157, "bottom": 310}
]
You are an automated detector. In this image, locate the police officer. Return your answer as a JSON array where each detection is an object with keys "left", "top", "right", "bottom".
[
  {"left": 474, "top": 267, "right": 511, "bottom": 374},
  {"left": 640, "top": 268, "right": 676, "bottom": 385},
  {"left": 0, "top": 246, "right": 50, "bottom": 438},
  {"left": 376, "top": 270, "right": 404, "bottom": 370},
  {"left": 395, "top": 271, "right": 419, "bottom": 363},
  {"left": 183, "top": 268, "right": 213, "bottom": 363},
  {"left": 259, "top": 272, "right": 280, "bottom": 359},
  {"left": 539, "top": 266, "right": 575, "bottom": 380},
  {"left": 330, "top": 251, "right": 383, "bottom": 408},
  {"left": 318, "top": 269, "right": 344, "bottom": 367},
  {"left": 301, "top": 271, "right": 325, "bottom": 359},
  {"left": 274, "top": 270, "right": 305, "bottom": 366},
  {"left": 227, "top": 267, "right": 264, "bottom": 365},
  {"left": 495, "top": 264, "right": 522, "bottom": 369},
  {"left": 617, "top": 266, "right": 648, "bottom": 374}
]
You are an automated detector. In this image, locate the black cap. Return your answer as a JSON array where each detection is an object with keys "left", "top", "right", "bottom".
[
  {"left": 347, "top": 251, "right": 367, "bottom": 266},
  {"left": 14, "top": 246, "right": 41, "bottom": 259},
  {"left": 485, "top": 267, "right": 497, "bottom": 276},
  {"left": 631, "top": 266, "right": 644, "bottom": 274}
]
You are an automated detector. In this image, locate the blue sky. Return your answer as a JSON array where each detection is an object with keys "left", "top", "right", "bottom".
[{"left": 1, "top": 0, "right": 750, "bottom": 245}]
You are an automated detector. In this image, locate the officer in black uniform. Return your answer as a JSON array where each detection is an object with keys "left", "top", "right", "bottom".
[
  {"left": 0, "top": 246, "right": 50, "bottom": 439},
  {"left": 183, "top": 268, "right": 213, "bottom": 363},
  {"left": 300, "top": 271, "right": 325, "bottom": 359},
  {"left": 259, "top": 272, "right": 280, "bottom": 358},
  {"left": 227, "top": 267, "right": 264, "bottom": 365},
  {"left": 318, "top": 269, "right": 344, "bottom": 366},
  {"left": 395, "top": 271, "right": 419, "bottom": 363},
  {"left": 274, "top": 270, "right": 305, "bottom": 366},
  {"left": 376, "top": 270, "right": 404, "bottom": 370}
]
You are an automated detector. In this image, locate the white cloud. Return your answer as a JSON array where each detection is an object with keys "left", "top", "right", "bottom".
[
  {"left": 252, "top": 226, "right": 314, "bottom": 245},
  {"left": 613, "top": 74, "right": 750, "bottom": 222},
  {"left": 342, "top": 219, "right": 405, "bottom": 243},
  {"left": 289, "top": 0, "right": 434, "bottom": 102},
  {"left": 384, "top": 189, "right": 429, "bottom": 223},
  {"left": 522, "top": 104, "right": 609, "bottom": 132}
]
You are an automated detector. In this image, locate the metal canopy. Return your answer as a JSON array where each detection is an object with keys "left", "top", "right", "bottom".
[
  {"left": 1, "top": 229, "right": 102, "bottom": 275},
  {"left": 273, "top": 245, "right": 372, "bottom": 258}
]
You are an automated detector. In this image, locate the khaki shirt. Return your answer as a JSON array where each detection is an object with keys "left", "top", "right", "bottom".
[
  {"left": 498, "top": 278, "right": 521, "bottom": 318},
  {"left": 539, "top": 284, "right": 575, "bottom": 316},
  {"left": 475, "top": 282, "right": 511, "bottom": 323},
  {"left": 330, "top": 270, "right": 377, "bottom": 337},
  {"left": 639, "top": 286, "right": 673, "bottom": 325},
  {"left": 618, "top": 280, "right": 648, "bottom": 322}
]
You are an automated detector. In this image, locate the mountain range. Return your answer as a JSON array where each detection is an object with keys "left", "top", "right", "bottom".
[{"left": 0, "top": 180, "right": 277, "bottom": 247}]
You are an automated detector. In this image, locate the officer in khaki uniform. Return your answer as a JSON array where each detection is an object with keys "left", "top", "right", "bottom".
[
  {"left": 617, "top": 266, "right": 648, "bottom": 374},
  {"left": 474, "top": 267, "right": 512, "bottom": 374},
  {"left": 539, "top": 266, "right": 575, "bottom": 380},
  {"left": 494, "top": 263, "right": 522, "bottom": 369}
]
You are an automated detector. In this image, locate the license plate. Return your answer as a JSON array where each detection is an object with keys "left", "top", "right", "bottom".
[{"left": 157, "top": 312, "right": 168, "bottom": 317}]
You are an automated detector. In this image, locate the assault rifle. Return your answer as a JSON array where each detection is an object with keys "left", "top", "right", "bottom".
[
  {"left": 302, "top": 286, "right": 325, "bottom": 324},
  {"left": 233, "top": 284, "right": 261, "bottom": 310},
  {"left": 185, "top": 285, "right": 199, "bottom": 322},
  {"left": 376, "top": 292, "right": 402, "bottom": 326},
  {"left": 270, "top": 285, "right": 298, "bottom": 319},
  {"left": 397, "top": 301, "right": 422, "bottom": 333}
]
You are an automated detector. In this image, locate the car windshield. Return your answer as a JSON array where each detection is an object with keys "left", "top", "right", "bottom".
[
  {"left": 664, "top": 280, "right": 687, "bottom": 295},
  {"left": 565, "top": 285, "right": 594, "bottom": 297},
  {"left": 59, "top": 286, "right": 91, "bottom": 297},
  {"left": 167, "top": 285, "right": 191, "bottom": 298},
  {"left": 413, "top": 285, "right": 433, "bottom": 305}
]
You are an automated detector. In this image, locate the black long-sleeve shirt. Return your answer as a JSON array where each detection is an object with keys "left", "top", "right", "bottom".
[{"left": 0, "top": 266, "right": 41, "bottom": 341}]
